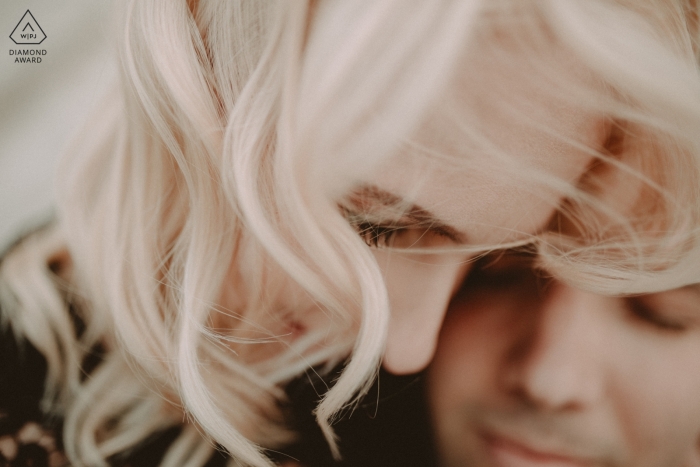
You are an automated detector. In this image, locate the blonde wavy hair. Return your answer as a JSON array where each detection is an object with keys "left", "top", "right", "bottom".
[{"left": 2, "top": 0, "right": 700, "bottom": 466}]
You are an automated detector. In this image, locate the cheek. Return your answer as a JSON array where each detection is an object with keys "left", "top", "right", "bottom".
[
  {"left": 218, "top": 261, "right": 342, "bottom": 364},
  {"left": 428, "top": 296, "right": 514, "bottom": 417},
  {"left": 613, "top": 338, "right": 700, "bottom": 463},
  {"left": 427, "top": 296, "right": 519, "bottom": 464}
]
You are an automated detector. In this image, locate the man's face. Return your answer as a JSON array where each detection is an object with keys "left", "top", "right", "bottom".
[{"left": 427, "top": 251, "right": 700, "bottom": 467}]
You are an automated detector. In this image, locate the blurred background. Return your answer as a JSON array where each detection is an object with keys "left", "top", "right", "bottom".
[{"left": 0, "top": 0, "right": 117, "bottom": 250}]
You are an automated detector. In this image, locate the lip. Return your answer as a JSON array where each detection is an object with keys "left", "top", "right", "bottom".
[{"left": 481, "top": 430, "right": 594, "bottom": 467}]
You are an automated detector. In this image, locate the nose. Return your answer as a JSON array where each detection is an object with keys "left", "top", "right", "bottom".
[
  {"left": 503, "top": 282, "right": 607, "bottom": 410},
  {"left": 381, "top": 253, "right": 472, "bottom": 374}
]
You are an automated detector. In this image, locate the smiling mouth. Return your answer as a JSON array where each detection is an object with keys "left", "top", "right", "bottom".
[{"left": 481, "top": 431, "right": 594, "bottom": 467}]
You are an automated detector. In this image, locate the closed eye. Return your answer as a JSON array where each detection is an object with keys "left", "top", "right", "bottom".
[
  {"left": 343, "top": 208, "right": 453, "bottom": 249},
  {"left": 464, "top": 249, "right": 540, "bottom": 290},
  {"left": 625, "top": 295, "right": 689, "bottom": 333}
]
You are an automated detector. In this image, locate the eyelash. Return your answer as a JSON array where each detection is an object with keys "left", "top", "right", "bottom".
[
  {"left": 625, "top": 297, "right": 687, "bottom": 332},
  {"left": 356, "top": 221, "right": 401, "bottom": 248},
  {"left": 466, "top": 251, "right": 539, "bottom": 284}
]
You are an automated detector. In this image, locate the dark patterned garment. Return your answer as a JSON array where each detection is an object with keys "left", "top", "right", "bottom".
[
  {"left": 0, "top": 321, "right": 66, "bottom": 467},
  {"left": 0, "top": 315, "right": 230, "bottom": 467}
]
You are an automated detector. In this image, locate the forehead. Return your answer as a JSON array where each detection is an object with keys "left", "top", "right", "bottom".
[{"left": 358, "top": 41, "right": 605, "bottom": 246}]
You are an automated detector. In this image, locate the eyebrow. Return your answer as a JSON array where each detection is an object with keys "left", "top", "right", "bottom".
[{"left": 343, "top": 184, "right": 468, "bottom": 244}]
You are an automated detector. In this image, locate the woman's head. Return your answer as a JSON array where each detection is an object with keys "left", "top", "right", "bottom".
[{"left": 28, "top": 0, "right": 700, "bottom": 465}]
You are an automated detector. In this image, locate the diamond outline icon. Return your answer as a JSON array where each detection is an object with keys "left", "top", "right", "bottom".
[{"left": 10, "top": 10, "right": 46, "bottom": 45}]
